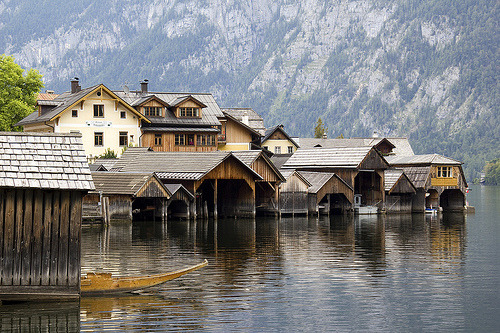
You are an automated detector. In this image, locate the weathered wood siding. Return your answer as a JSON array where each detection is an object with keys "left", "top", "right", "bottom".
[
  {"left": 280, "top": 173, "right": 309, "bottom": 214},
  {"left": 225, "top": 118, "right": 253, "bottom": 144},
  {"left": 136, "top": 177, "right": 170, "bottom": 198},
  {"left": 0, "top": 189, "right": 81, "bottom": 301},
  {"left": 252, "top": 157, "right": 281, "bottom": 183}
]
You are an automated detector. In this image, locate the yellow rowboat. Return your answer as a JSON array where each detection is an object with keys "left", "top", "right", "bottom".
[{"left": 81, "top": 259, "right": 208, "bottom": 296}]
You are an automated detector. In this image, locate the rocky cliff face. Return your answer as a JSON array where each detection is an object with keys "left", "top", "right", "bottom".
[{"left": 1, "top": 0, "right": 498, "bottom": 178}]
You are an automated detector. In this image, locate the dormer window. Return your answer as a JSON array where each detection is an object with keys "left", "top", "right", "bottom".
[
  {"left": 144, "top": 106, "right": 162, "bottom": 117},
  {"left": 179, "top": 107, "right": 199, "bottom": 117},
  {"left": 437, "top": 166, "right": 452, "bottom": 178}
]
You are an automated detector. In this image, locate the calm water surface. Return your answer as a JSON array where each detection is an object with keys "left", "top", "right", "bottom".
[{"left": 1, "top": 185, "right": 499, "bottom": 332}]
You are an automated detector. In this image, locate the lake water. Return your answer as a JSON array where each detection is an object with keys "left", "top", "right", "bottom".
[{"left": 1, "top": 185, "right": 499, "bottom": 332}]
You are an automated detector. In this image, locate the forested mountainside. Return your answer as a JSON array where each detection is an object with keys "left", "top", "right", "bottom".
[{"left": 1, "top": 0, "right": 498, "bottom": 180}]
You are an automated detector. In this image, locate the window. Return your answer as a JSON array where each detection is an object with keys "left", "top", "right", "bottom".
[
  {"left": 154, "top": 134, "right": 162, "bottom": 146},
  {"left": 94, "top": 132, "right": 103, "bottom": 146},
  {"left": 287, "top": 146, "right": 293, "bottom": 154},
  {"left": 437, "top": 166, "right": 452, "bottom": 178},
  {"left": 275, "top": 146, "right": 281, "bottom": 154},
  {"left": 187, "top": 134, "right": 195, "bottom": 146},
  {"left": 93, "top": 104, "right": 104, "bottom": 118},
  {"left": 175, "top": 134, "right": 185, "bottom": 146},
  {"left": 72, "top": 110, "right": 78, "bottom": 117},
  {"left": 119, "top": 132, "right": 128, "bottom": 146},
  {"left": 144, "top": 106, "right": 162, "bottom": 117},
  {"left": 197, "top": 134, "right": 206, "bottom": 146},
  {"left": 179, "top": 107, "right": 199, "bottom": 117},
  {"left": 120, "top": 111, "right": 126, "bottom": 119}
]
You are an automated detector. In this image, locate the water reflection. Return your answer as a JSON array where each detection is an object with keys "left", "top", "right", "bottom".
[{"left": 77, "top": 212, "right": 468, "bottom": 331}]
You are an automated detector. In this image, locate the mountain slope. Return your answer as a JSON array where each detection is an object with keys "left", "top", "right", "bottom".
[{"left": 1, "top": 0, "right": 498, "bottom": 180}]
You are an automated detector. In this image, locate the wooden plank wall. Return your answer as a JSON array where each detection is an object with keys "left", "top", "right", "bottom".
[
  {"left": 0, "top": 188, "right": 81, "bottom": 298},
  {"left": 143, "top": 132, "right": 217, "bottom": 152}
]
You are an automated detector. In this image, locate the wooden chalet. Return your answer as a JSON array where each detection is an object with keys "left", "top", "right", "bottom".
[
  {"left": 278, "top": 169, "right": 311, "bottom": 215},
  {"left": 115, "top": 81, "right": 223, "bottom": 152},
  {"left": 384, "top": 169, "right": 417, "bottom": 213},
  {"left": 385, "top": 154, "right": 468, "bottom": 212},
  {"left": 232, "top": 151, "right": 286, "bottom": 215},
  {"left": 298, "top": 171, "right": 353, "bottom": 215},
  {"left": 112, "top": 148, "right": 263, "bottom": 218},
  {"left": 0, "top": 132, "right": 94, "bottom": 302},
  {"left": 84, "top": 172, "right": 177, "bottom": 221},
  {"left": 282, "top": 146, "right": 389, "bottom": 212},
  {"left": 218, "top": 111, "right": 262, "bottom": 151}
]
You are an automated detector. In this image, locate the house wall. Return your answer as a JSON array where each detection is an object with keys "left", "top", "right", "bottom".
[
  {"left": 279, "top": 174, "right": 309, "bottom": 214},
  {"left": 55, "top": 89, "right": 142, "bottom": 158},
  {"left": 107, "top": 195, "right": 133, "bottom": 220},
  {"left": 385, "top": 194, "right": 413, "bottom": 213},
  {"left": 262, "top": 139, "right": 296, "bottom": 154}
]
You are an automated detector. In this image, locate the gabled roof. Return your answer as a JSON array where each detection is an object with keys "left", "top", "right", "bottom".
[
  {"left": 262, "top": 125, "right": 300, "bottom": 148},
  {"left": 91, "top": 172, "right": 170, "bottom": 197},
  {"left": 279, "top": 169, "right": 312, "bottom": 187},
  {"left": 283, "top": 146, "right": 377, "bottom": 169},
  {"left": 232, "top": 150, "right": 285, "bottom": 182},
  {"left": 221, "top": 108, "right": 266, "bottom": 135},
  {"left": 16, "top": 84, "right": 150, "bottom": 126},
  {"left": 399, "top": 166, "right": 432, "bottom": 188},
  {"left": 0, "top": 132, "right": 94, "bottom": 190},
  {"left": 164, "top": 184, "right": 195, "bottom": 200},
  {"left": 384, "top": 169, "right": 417, "bottom": 193},
  {"left": 222, "top": 111, "right": 262, "bottom": 138},
  {"left": 37, "top": 93, "right": 59, "bottom": 100},
  {"left": 270, "top": 154, "right": 293, "bottom": 169},
  {"left": 116, "top": 91, "right": 222, "bottom": 126},
  {"left": 112, "top": 148, "right": 262, "bottom": 181},
  {"left": 385, "top": 154, "right": 462, "bottom": 166},
  {"left": 298, "top": 171, "right": 353, "bottom": 194},
  {"left": 169, "top": 95, "right": 207, "bottom": 108},
  {"left": 130, "top": 95, "right": 170, "bottom": 108}
]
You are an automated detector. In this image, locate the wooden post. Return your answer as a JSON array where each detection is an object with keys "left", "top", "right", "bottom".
[{"left": 213, "top": 179, "right": 218, "bottom": 220}]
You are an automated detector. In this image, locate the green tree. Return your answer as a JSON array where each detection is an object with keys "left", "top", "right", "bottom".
[
  {"left": 483, "top": 158, "right": 500, "bottom": 185},
  {"left": 0, "top": 55, "right": 43, "bottom": 131},
  {"left": 314, "top": 117, "right": 327, "bottom": 138}
]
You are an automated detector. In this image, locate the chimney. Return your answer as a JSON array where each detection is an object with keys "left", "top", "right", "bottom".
[
  {"left": 70, "top": 77, "right": 81, "bottom": 93},
  {"left": 322, "top": 132, "right": 328, "bottom": 139},
  {"left": 242, "top": 111, "right": 249, "bottom": 126},
  {"left": 372, "top": 130, "right": 379, "bottom": 138},
  {"left": 141, "top": 79, "right": 149, "bottom": 94},
  {"left": 45, "top": 90, "right": 55, "bottom": 94}
]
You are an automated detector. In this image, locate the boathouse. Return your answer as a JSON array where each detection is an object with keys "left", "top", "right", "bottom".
[
  {"left": 112, "top": 148, "right": 262, "bottom": 218},
  {"left": 83, "top": 172, "right": 172, "bottom": 221},
  {"left": 384, "top": 169, "right": 417, "bottom": 213},
  {"left": 233, "top": 151, "right": 285, "bottom": 216},
  {"left": 385, "top": 154, "right": 468, "bottom": 212},
  {"left": 298, "top": 171, "right": 354, "bottom": 215},
  {"left": 282, "top": 146, "right": 389, "bottom": 212},
  {"left": 278, "top": 169, "right": 311, "bottom": 215},
  {"left": 0, "top": 132, "right": 94, "bottom": 302}
]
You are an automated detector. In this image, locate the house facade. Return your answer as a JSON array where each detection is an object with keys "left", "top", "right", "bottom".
[
  {"left": 16, "top": 79, "right": 148, "bottom": 160},
  {"left": 261, "top": 125, "right": 299, "bottom": 155}
]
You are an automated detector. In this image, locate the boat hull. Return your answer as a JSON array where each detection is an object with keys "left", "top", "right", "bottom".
[{"left": 81, "top": 260, "right": 208, "bottom": 296}]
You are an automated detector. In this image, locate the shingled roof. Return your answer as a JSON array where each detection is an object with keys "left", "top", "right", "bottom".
[
  {"left": 112, "top": 148, "right": 262, "bottom": 181},
  {"left": 0, "top": 132, "right": 94, "bottom": 190},
  {"left": 296, "top": 137, "right": 414, "bottom": 156},
  {"left": 298, "top": 171, "right": 353, "bottom": 193},
  {"left": 385, "top": 154, "right": 462, "bottom": 166},
  {"left": 91, "top": 172, "right": 170, "bottom": 196},
  {"left": 282, "top": 146, "right": 375, "bottom": 169}
]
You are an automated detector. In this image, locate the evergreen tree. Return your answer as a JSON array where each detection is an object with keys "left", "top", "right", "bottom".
[
  {"left": 314, "top": 117, "right": 327, "bottom": 138},
  {"left": 0, "top": 55, "right": 43, "bottom": 131}
]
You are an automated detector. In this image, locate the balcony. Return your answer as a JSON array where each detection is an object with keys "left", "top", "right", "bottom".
[
  {"left": 217, "top": 134, "right": 226, "bottom": 143},
  {"left": 431, "top": 177, "right": 458, "bottom": 187}
]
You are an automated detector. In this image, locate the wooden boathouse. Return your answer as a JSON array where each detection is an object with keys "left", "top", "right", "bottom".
[
  {"left": 384, "top": 169, "right": 417, "bottom": 213},
  {"left": 111, "top": 148, "right": 262, "bottom": 218},
  {"left": 83, "top": 172, "right": 174, "bottom": 221},
  {"left": 278, "top": 169, "right": 311, "bottom": 215},
  {"left": 385, "top": 154, "right": 468, "bottom": 212},
  {"left": 232, "top": 151, "right": 285, "bottom": 216},
  {"left": 282, "top": 146, "right": 389, "bottom": 213},
  {"left": 0, "top": 132, "right": 94, "bottom": 302},
  {"left": 298, "top": 171, "right": 353, "bottom": 215}
]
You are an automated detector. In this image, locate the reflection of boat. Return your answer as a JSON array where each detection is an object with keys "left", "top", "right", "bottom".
[
  {"left": 425, "top": 208, "right": 438, "bottom": 215},
  {"left": 81, "top": 260, "right": 208, "bottom": 296}
]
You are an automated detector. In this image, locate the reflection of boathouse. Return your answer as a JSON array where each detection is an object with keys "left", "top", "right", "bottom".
[{"left": 385, "top": 154, "right": 468, "bottom": 212}]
